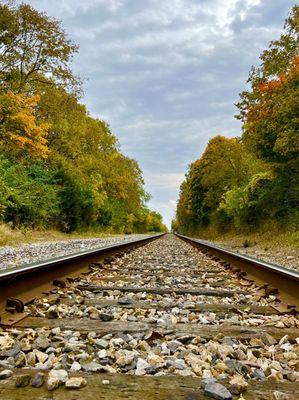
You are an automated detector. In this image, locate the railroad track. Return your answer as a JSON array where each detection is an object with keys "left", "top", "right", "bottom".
[
  {"left": 0, "top": 233, "right": 298, "bottom": 399},
  {"left": 176, "top": 233, "right": 299, "bottom": 309}
]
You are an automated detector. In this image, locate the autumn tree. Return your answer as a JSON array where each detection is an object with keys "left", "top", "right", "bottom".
[
  {"left": 0, "top": 2, "right": 79, "bottom": 92},
  {"left": 236, "top": 5, "right": 299, "bottom": 222},
  {"left": 176, "top": 161, "right": 209, "bottom": 232},
  {"left": 146, "top": 211, "right": 167, "bottom": 232},
  {"left": 0, "top": 91, "right": 49, "bottom": 159},
  {"left": 0, "top": 2, "right": 166, "bottom": 232},
  {"left": 199, "top": 136, "right": 255, "bottom": 210},
  {"left": 236, "top": 6, "right": 298, "bottom": 164},
  {"left": 176, "top": 6, "right": 299, "bottom": 235},
  {"left": 176, "top": 136, "right": 259, "bottom": 232}
]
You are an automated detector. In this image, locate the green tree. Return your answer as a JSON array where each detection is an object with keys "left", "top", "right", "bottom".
[
  {"left": 0, "top": 2, "right": 166, "bottom": 233},
  {"left": 0, "top": 2, "right": 79, "bottom": 92},
  {"left": 236, "top": 5, "right": 299, "bottom": 222},
  {"left": 176, "top": 5, "right": 299, "bottom": 235},
  {"left": 176, "top": 136, "right": 257, "bottom": 233},
  {"left": 0, "top": 156, "right": 59, "bottom": 227}
]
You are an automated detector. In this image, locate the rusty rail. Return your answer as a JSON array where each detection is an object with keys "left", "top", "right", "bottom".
[
  {"left": 175, "top": 233, "right": 299, "bottom": 308},
  {"left": 0, "top": 233, "right": 164, "bottom": 322}
]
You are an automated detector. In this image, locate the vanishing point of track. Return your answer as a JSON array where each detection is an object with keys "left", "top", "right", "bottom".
[{"left": 0, "top": 233, "right": 298, "bottom": 399}]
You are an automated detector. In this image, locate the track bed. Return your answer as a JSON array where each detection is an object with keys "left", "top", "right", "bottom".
[{"left": 0, "top": 234, "right": 298, "bottom": 399}]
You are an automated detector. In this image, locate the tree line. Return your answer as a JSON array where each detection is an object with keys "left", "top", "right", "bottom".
[
  {"left": 173, "top": 6, "right": 298, "bottom": 236},
  {"left": 0, "top": 2, "right": 166, "bottom": 233}
]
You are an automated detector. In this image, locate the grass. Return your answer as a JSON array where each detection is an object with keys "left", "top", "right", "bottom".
[
  {"left": 214, "top": 230, "right": 299, "bottom": 250},
  {"left": 188, "top": 223, "right": 299, "bottom": 250},
  {"left": 0, "top": 224, "right": 128, "bottom": 247},
  {"left": 1, "top": 221, "right": 297, "bottom": 251}
]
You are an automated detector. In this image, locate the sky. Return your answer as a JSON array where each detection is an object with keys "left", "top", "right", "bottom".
[{"left": 22, "top": 0, "right": 294, "bottom": 228}]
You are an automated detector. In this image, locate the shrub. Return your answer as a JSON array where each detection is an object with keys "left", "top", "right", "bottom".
[{"left": 0, "top": 157, "right": 59, "bottom": 228}]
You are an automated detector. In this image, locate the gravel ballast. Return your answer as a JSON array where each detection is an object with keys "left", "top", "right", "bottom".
[
  {"left": 0, "top": 235, "right": 298, "bottom": 395},
  {"left": 0, "top": 235, "right": 150, "bottom": 271},
  {"left": 213, "top": 242, "right": 299, "bottom": 272}
]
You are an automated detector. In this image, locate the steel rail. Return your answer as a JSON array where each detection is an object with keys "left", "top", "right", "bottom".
[
  {"left": 0, "top": 233, "right": 165, "bottom": 318},
  {"left": 175, "top": 233, "right": 299, "bottom": 308},
  {"left": 0, "top": 233, "right": 164, "bottom": 281}
]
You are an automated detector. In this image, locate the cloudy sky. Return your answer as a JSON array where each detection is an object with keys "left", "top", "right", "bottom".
[{"left": 23, "top": 0, "right": 294, "bottom": 227}]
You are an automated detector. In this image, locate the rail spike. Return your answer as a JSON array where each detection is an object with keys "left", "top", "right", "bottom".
[{"left": 6, "top": 297, "right": 24, "bottom": 313}]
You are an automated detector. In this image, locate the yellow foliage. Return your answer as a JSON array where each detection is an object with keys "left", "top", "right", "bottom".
[{"left": 0, "top": 91, "right": 50, "bottom": 158}]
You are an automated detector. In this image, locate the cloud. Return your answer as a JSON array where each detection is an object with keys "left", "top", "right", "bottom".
[
  {"left": 23, "top": 0, "right": 294, "bottom": 227},
  {"left": 144, "top": 172, "right": 185, "bottom": 190}
]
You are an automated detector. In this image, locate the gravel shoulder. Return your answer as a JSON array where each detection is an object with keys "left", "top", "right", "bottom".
[
  {"left": 212, "top": 240, "right": 299, "bottom": 272},
  {"left": 0, "top": 234, "right": 150, "bottom": 271},
  {"left": 184, "top": 229, "right": 298, "bottom": 272}
]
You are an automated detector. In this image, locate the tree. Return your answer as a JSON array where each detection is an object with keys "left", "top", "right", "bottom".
[
  {"left": 146, "top": 211, "right": 167, "bottom": 232},
  {"left": 199, "top": 136, "right": 254, "bottom": 210},
  {"left": 0, "top": 2, "right": 79, "bottom": 92},
  {"left": 236, "top": 5, "right": 299, "bottom": 221},
  {"left": 236, "top": 5, "right": 298, "bottom": 122},
  {"left": 0, "top": 2, "right": 166, "bottom": 233},
  {"left": 176, "top": 6, "right": 299, "bottom": 235},
  {"left": 0, "top": 156, "right": 59, "bottom": 227},
  {"left": 0, "top": 91, "right": 49, "bottom": 159},
  {"left": 176, "top": 161, "right": 209, "bottom": 233},
  {"left": 241, "top": 55, "right": 299, "bottom": 164},
  {"left": 176, "top": 136, "right": 258, "bottom": 232},
  {"left": 236, "top": 5, "right": 298, "bottom": 164}
]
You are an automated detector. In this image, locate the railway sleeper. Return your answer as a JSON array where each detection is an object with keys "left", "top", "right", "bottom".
[
  {"left": 0, "top": 371, "right": 298, "bottom": 400},
  {"left": 0, "top": 234, "right": 298, "bottom": 398},
  {"left": 13, "top": 317, "right": 299, "bottom": 341}
]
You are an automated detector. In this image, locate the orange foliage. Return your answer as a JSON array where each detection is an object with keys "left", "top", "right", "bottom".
[
  {"left": 258, "top": 78, "right": 283, "bottom": 94},
  {"left": 0, "top": 92, "right": 49, "bottom": 158},
  {"left": 257, "top": 55, "right": 299, "bottom": 95},
  {"left": 247, "top": 55, "right": 299, "bottom": 123}
]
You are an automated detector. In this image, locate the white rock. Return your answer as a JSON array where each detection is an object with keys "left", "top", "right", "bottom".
[
  {"left": 97, "top": 349, "right": 108, "bottom": 358},
  {"left": 35, "top": 359, "right": 53, "bottom": 370},
  {"left": 202, "top": 369, "right": 213, "bottom": 379},
  {"left": 135, "top": 358, "right": 150, "bottom": 376},
  {"left": 75, "top": 351, "right": 90, "bottom": 360},
  {"left": 111, "top": 338, "right": 124, "bottom": 346},
  {"left": 96, "top": 339, "right": 109, "bottom": 349},
  {"left": 65, "top": 377, "right": 87, "bottom": 389},
  {"left": 47, "top": 377, "right": 60, "bottom": 391},
  {"left": 185, "top": 353, "right": 204, "bottom": 374},
  {"left": 204, "top": 381, "right": 232, "bottom": 400},
  {"left": 82, "top": 362, "right": 102, "bottom": 372},
  {"left": 0, "top": 369, "right": 13, "bottom": 379},
  {"left": 0, "top": 336, "right": 14, "bottom": 350},
  {"left": 177, "top": 369, "right": 195, "bottom": 377},
  {"left": 34, "top": 349, "right": 48, "bottom": 363},
  {"left": 70, "top": 361, "right": 81, "bottom": 371},
  {"left": 115, "top": 350, "right": 135, "bottom": 366},
  {"left": 161, "top": 342, "right": 170, "bottom": 355},
  {"left": 48, "top": 369, "right": 68, "bottom": 383}
]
